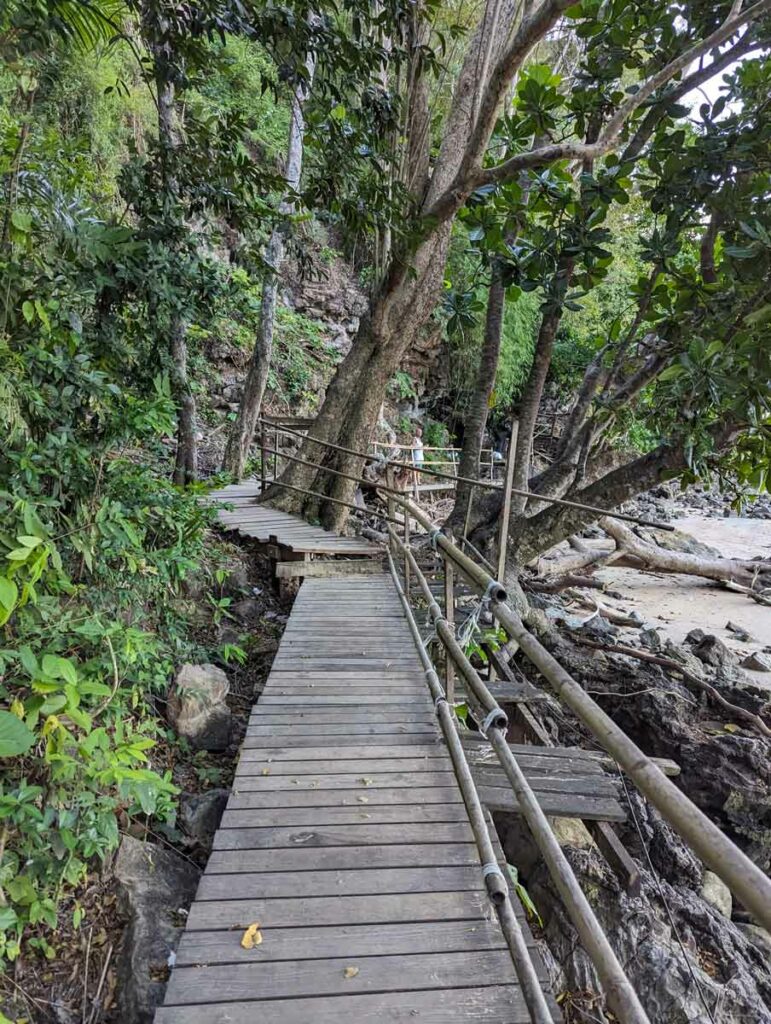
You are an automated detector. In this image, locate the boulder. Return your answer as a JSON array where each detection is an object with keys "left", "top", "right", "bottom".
[
  {"left": 700, "top": 869, "right": 732, "bottom": 918},
  {"left": 691, "top": 635, "right": 739, "bottom": 675},
  {"left": 741, "top": 652, "right": 771, "bottom": 673},
  {"left": 168, "top": 663, "right": 232, "bottom": 751},
  {"left": 179, "top": 788, "right": 229, "bottom": 841},
  {"left": 114, "top": 836, "right": 200, "bottom": 1024}
]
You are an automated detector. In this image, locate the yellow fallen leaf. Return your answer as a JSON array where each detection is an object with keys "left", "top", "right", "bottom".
[
  {"left": 261, "top": 767, "right": 270, "bottom": 776},
  {"left": 343, "top": 966, "right": 359, "bottom": 979},
  {"left": 357, "top": 796, "right": 369, "bottom": 803},
  {"left": 724, "top": 723, "right": 740, "bottom": 733},
  {"left": 241, "top": 923, "right": 263, "bottom": 949},
  {"left": 359, "top": 777, "right": 373, "bottom": 786}
]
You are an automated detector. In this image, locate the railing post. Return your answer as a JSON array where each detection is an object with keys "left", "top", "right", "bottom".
[
  {"left": 444, "top": 529, "right": 455, "bottom": 705},
  {"left": 259, "top": 421, "right": 267, "bottom": 493},
  {"left": 403, "top": 504, "right": 411, "bottom": 601},
  {"left": 386, "top": 467, "right": 396, "bottom": 556}
]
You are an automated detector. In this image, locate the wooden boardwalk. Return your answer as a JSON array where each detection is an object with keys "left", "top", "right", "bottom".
[
  {"left": 156, "top": 573, "right": 556, "bottom": 1023},
  {"left": 207, "top": 482, "right": 380, "bottom": 557}
]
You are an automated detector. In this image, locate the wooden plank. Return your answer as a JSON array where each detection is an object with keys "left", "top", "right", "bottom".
[
  {"left": 276, "top": 559, "right": 384, "bottom": 578},
  {"left": 232, "top": 771, "right": 458, "bottom": 790},
  {"left": 212, "top": 822, "right": 473, "bottom": 850},
  {"left": 174, "top": 917, "right": 506, "bottom": 966},
  {"left": 163, "top": 948, "right": 516, "bottom": 1005},
  {"left": 254, "top": 696, "right": 432, "bottom": 707},
  {"left": 242, "top": 724, "right": 438, "bottom": 740},
  {"left": 156, "top": 984, "right": 537, "bottom": 1024},
  {"left": 186, "top": 889, "right": 486, "bottom": 930},
  {"left": 197, "top": 864, "right": 482, "bottom": 901},
  {"left": 249, "top": 712, "right": 437, "bottom": 725},
  {"left": 219, "top": 804, "right": 470, "bottom": 829},
  {"left": 235, "top": 744, "right": 447, "bottom": 761},
  {"left": 237, "top": 735, "right": 438, "bottom": 749},
  {"left": 477, "top": 785, "right": 626, "bottom": 822},
  {"left": 205, "top": 842, "right": 480, "bottom": 875},
  {"left": 227, "top": 786, "right": 463, "bottom": 808}
]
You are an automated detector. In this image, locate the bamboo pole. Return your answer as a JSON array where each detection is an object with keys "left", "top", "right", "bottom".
[
  {"left": 387, "top": 536, "right": 649, "bottom": 1024},
  {"left": 444, "top": 529, "right": 455, "bottom": 705},
  {"left": 386, "top": 552, "right": 554, "bottom": 1024},
  {"left": 394, "top": 498, "right": 771, "bottom": 934}
]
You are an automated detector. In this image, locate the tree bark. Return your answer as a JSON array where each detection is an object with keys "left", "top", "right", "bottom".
[
  {"left": 450, "top": 260, "right": 506, "bottom": 528},
  {"left": 156, "top": 75, "right": 197, "bottom": 485},
  {"left": 223, "top": 53, "right": 316, "bottom": 479}
]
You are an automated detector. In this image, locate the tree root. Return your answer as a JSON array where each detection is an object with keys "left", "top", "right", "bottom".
[{"left": 576, "top": 637, "right": 771, "bottom": 738}]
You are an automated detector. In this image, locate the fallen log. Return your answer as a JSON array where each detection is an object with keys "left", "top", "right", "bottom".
[{"left": 599, "top": 517, "right": 771, "bottom": 591}]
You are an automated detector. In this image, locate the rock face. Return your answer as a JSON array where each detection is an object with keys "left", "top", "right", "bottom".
[
  {"left": 167, "top": 663, "right": 232, "bottom": 751},
  {"left": 179, "top": 788, "right": 229, "bottom": 841},
  {"left": 700, "top": 869, "right": 732, "bottom": 918},
  {"left": 114, "top": 837, "right": 200, "bottom": 1024}
]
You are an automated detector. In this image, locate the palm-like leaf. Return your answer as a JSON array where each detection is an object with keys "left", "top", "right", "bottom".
[{"left": 48, "top": 0, "right": 126, "bottom": 50}]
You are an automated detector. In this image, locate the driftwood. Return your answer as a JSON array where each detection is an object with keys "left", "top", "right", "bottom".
[
  {"left": 599, "top": 516, "right": 771, "bottom": 591},
  {"left": 577, "top": 638, "right": 771, "bottom": 739}
]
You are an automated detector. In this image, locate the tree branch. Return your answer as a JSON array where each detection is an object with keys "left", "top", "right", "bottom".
[{"left": 465, "top": 0, "right": 771, "bottom": 192}]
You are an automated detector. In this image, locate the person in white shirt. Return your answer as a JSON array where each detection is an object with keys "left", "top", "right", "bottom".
[{"left": 411, "top": 425, "right": 424, "bottom": 490}]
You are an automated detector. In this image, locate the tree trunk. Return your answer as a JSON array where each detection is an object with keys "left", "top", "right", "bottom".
[
  {"left": 450, "top": 260, "right": 506, "bottom": 529},
  {"left": 171, "top": 318, "right": 196, "bottom": 484},
  {"left": 223, "top": 53, "right": 316, "bottom": 479},
  {"left": 510, "top": 264, "right": 573, "bottom": 513},
  {"left": 156, "top": 75, "right": 197, "bottom": 484},
  {"left": 266, "top": 221, "right": 454, "bottom": 528}
]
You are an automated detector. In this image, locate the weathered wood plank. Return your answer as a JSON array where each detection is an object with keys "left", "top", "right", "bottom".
[
  {"left": 232, "top": 770, "right": 458, "bottom": 790},
  {"left": 156, "top": 984, "right": 537, "bottom": 1023},
  {"left": 186, "top": 889, "right": 487, "bottom": 930},
  {"left": 276, "top": 559, "right": 385, "bottom": 577},
  {"left": 237, "top": 734, "right": 439, "bottom": 749},
  {"left": 219, "top": 804, "right": 470, "bottom": 829},
  {"left": 212, "top": 821, "right": 474, "bottom": 850},
  {"left": 205, "top": 842, "right": 480, "bottom": 875},
  {"left": 227, "top": 786, "right": 463, "bottom": 808},
  {"left": 197, "top": 864, "right": 481, "bottom": 901},
  {"left": 242, "top": 723, "right": 438, "bottom": 740},
  {"left": 164, "top": 948, "right": 517, "bottom": 1005},
  {"left": 173, "top": 918, "right": 506, "bottom": 966}
]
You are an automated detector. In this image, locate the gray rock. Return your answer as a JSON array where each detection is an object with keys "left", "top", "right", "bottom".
[
  {"left": 685, "top": 628, "right": 706, "bottom": 645},
  {"left": 736, "top": 923, "right": 771, "bottom": 959},
  {"left": 230, "top": 597, "right": 262, "bottom": 622},
  {"left": 701, "top": 869, "right": 732, "bottom": 918},
  {"left": 727, "top": 620, "right": 754, "bottom": 642},
  {"left": 114, "top": 836, "right": 200, "bottom": 1024},
  {"left": 741, "top": 651, "right": 771, "bottom": 672},
  {"left": 692, "top": 635, "right": 739, "bottom": 674},
  {"left": 639, "top": 628, "right": 662, "bottom": 651},
  {"left": 180, "top": 788, "right": 229, "bottom": 840},
  {"left": 168, "top": 663, "right": 232, "bottom": 751}
]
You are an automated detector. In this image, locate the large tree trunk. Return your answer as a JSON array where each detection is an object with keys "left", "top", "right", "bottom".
[
  {"left": 266, "top": 223, "right": 454, "bottom": 529},
  {"left": 223, "top": 54, "right": 316, "bottom": 479},
  {"left": 450, "top": 260, "right": 506, "bottom": 530}
]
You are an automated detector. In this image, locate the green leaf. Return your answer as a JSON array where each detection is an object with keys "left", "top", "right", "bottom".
[
  {"left": 0, "top": 906, "right": 18, "bottom": 931},
  {"left": 0, "top": 578, "right": 17, "bottom": 612},
  {"left": 17, "top": 535, "right": 42, "bottom": 549},
  {"left": 41, "top": 655, "right": 78, "bottom": 685},
  {"left": 0, "top": 711, "right": 35, "bottom": 757},
  {"left": 21, "top": 300, "right": 34, "bottom": 323},
  {"left": 330, "top": 104, "right": 346, "bottom": 121}
]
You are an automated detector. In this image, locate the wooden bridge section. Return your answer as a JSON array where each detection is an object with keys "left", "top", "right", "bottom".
[
  {"left": 156, "top": 573, "right": 564, "bottom": 1022},
  {"left": 207, "top": 482, "right": 380, "bottom": 558}
]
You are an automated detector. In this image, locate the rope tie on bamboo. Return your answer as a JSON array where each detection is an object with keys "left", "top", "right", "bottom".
[
  {"left": 482, "top": 861, "right": 506, "bottom": 882},
  {"left": 429, "top": 527, "right": 442, "bottom": 550},
  {"left": 434, "top": 692, "right": 447, "bottom": 708},
  {"left": 480, "top": 707, "right": 507, "bottom": 736}
]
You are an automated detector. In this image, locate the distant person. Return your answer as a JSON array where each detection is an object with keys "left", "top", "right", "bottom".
[{"left": 411, "top": 425, "right": 424, "bottom": 491}]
